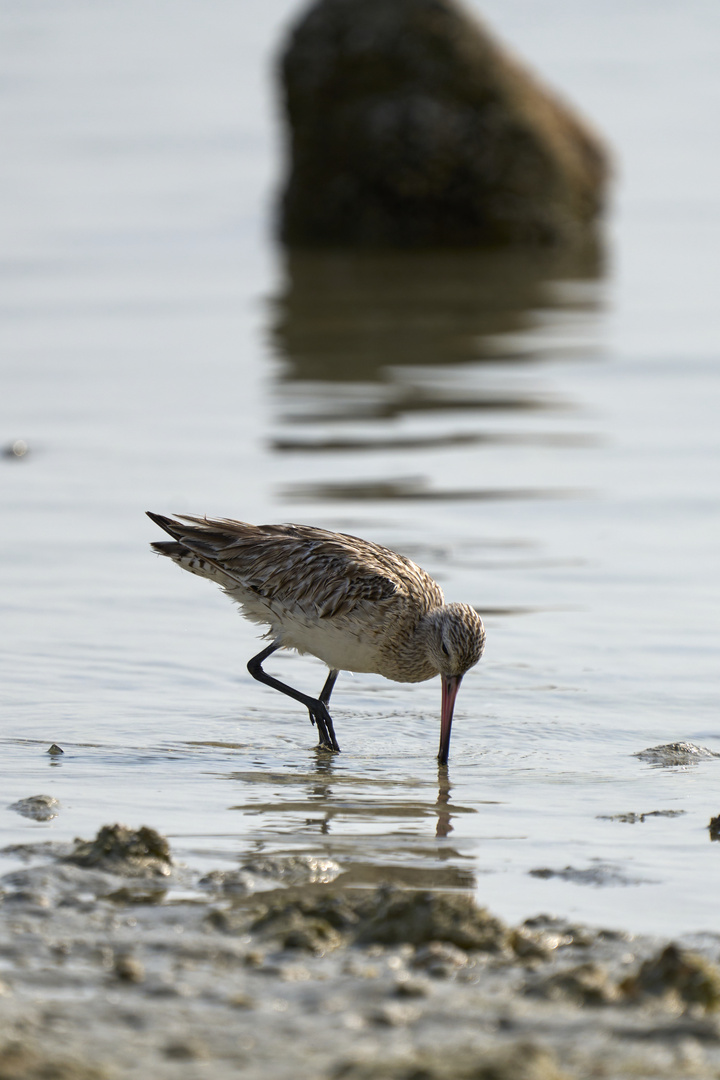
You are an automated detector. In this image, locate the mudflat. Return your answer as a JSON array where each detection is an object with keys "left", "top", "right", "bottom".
[{"left": 1, "top": 825, "right": 719, "bottom": 1079}]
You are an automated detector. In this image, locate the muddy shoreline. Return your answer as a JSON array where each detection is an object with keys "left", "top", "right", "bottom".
[{"left": 0, "top": 824, "right": 719, "bottom": 1079}]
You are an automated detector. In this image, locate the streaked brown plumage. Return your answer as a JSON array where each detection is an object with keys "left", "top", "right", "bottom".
[{"left": 147, "top": 512, "right": 485, "bottom": 763}]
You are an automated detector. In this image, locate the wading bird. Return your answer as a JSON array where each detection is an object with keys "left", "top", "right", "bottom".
[{"left": 147, "top": 513, "right": 485, "bottom": 763}]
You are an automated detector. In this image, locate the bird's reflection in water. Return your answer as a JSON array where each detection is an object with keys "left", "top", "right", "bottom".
[
  {"left": 229, "top": 752, "right": 477, "bottom": 889},
  {"left": 435, "top": 765, "right": 453, "bottom": 840},
  {"left": 305, "top": 747, "right": 335, "bottom": 833},
  {"left": 303, "top": 753, "right": 459, "bottom": 841}
]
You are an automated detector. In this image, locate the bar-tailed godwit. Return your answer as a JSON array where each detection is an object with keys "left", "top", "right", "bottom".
[{"left": 147, "top": 513, "right": 485, "bottom": 763}]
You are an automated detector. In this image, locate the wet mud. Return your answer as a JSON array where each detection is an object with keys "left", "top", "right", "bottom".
[
  {"left": 634, "top": 743, "right": 720, "bottom": 766},
  {"left": 3, "top": 825, "right": 720, "bottom": 1078}
]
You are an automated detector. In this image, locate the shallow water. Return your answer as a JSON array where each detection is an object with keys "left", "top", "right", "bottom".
[{"left": 1, "top": 0, "right": 719, "bottom": 937}]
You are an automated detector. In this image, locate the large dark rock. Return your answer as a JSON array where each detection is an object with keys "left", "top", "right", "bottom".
[{"left": 278, "top": 0, "right": 610, "bottom": 248}]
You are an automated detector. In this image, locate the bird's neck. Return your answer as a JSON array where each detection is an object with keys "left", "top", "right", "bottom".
[{"left": 381, "top": 612, "right": 440, "bottom": 684}]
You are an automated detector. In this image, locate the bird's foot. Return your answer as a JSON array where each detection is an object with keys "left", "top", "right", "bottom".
[
  {"left": 308, "top": 702, "right": 340, "bottom": 753},
  {"left": 316, "top": 739, "right": 338, "bottom": 753}
]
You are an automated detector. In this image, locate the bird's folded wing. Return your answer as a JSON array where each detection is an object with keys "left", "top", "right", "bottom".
[
  {"left": 159, "top": 515, "right": 442, "bottom": 620},
  {"left": 216, "top": 541, "right": 403, "bottom": 619}
]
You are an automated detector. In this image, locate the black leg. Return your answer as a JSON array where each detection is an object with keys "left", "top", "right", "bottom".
[
  {"left": 247, "top": 643, "right": 341, "bottom": 752},
  {"left": 319, "top": 669, "right": 339, "bottom": 705},
  {"left": 318, "top": 669, "right": 340, "bottom": 747}
]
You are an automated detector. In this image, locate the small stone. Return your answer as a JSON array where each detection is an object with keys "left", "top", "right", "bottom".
[
  {"left": 8, "top": 795, "right": 60, "bottom": 822},
  {"left": 393, "top": 975, "right": 430, "bottom": 998},
  {"left": 163, "top": 1040, "right": 207, "bottom": 1061},
  {"left": 3, "top": 439, "right": 29, "bottom": 459},
  {"left": 368, "top": 1001, "right": 421, "bottom": 1027},
  {"left": 114, "top": 954, "right": 145, "bottom": 983},
  {"left": 228, "top": 993, "right": 255, "bottom": 1009},
  {"left": 243, "top": 949, "right": 266, "bottom": 969},
  {"left": 511, "top": 927, "right": 554, "bottom": 961},
  {"left": 47, "top": 744, "right": 64, "bottom": 755},
  {"left": 412, "top": 941, "right": 469, "bottom": 978}
]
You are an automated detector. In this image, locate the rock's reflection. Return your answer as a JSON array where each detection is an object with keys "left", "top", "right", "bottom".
[
  {"left": 271, "top": 245, "right": 604, "bottom": 384},
  {"left": 267, "top": 246, "right": 604, "bottom": 480},
  {"left": 282, "top": 476, "right": 585, "bottom": 503}
]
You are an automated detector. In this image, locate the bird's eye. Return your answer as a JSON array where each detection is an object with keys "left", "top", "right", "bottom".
[{"left": 441, "top": 642, "right": 450, "bottom": 657}]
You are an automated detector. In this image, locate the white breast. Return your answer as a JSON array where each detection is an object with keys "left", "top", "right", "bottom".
[{"left": 271, "top": 608, "right": 386, "bottom": 674}]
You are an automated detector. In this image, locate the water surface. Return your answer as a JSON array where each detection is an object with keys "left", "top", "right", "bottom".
[{"left": 1, "top": 0, "right": 719, "bottom": 937}]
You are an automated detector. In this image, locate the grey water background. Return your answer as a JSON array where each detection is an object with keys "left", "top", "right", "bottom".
[{"left": 1, "top": 0, "right": 719, "bottom": 936}]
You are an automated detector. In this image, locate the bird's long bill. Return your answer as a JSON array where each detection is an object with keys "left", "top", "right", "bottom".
[{"left": 438, "top": 674, "right": 463, "bottom": 766}]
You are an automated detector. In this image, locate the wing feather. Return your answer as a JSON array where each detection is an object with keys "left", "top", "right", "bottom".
[{"left": 165, "top": 515, "right": 442, "bottom": 620}]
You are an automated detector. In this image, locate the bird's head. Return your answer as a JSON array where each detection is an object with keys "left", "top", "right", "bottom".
[
  {"left": 424, "top": 603, "right": 485, "bottom": 679},
  {"left": 422, "top": 603, "right": 485, "bottom": 766}
]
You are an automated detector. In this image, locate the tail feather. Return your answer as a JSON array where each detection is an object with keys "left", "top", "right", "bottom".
[
  {"left": 146, "top": 511, "right": 187, "bottom": 541},
  {"left": 151, "top": 540, "right": 187, "bottom": 558},
  {"left": 147, "top": 511, "right": 248, "bottom": 589}
]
